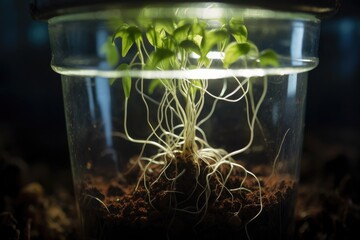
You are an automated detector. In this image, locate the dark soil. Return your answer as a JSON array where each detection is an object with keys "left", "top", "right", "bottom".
[
  {"left": 1, "top": 128, "right": 359, "bottom": 240},
  {"left": 79, "top": 158, "right": 296, "bottom": 240}
]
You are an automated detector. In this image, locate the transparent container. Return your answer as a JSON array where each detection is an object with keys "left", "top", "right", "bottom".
[{"left": 48, "top": 3, "right": 320, "bottom": 240}]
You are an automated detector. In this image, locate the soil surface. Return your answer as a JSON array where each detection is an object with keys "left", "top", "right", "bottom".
[
  {"left": 79, "top": 158, "right": 295, "bottom": 240},
  {"left": 1, "top": 128, "right": 359, "bottom": 240}
]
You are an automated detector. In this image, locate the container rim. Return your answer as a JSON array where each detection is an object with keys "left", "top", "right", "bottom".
[
  {"left": 47, "top": 4, "right": 321, "bottom": 24},
  {"left": 30, "top": 0, "right": 340, "bottom": 21}
]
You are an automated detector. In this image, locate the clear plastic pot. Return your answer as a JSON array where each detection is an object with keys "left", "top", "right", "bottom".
[{"left": 48, "top": 3, "right": 320, "bottom": 240}]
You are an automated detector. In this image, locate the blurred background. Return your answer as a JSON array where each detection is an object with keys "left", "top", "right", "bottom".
[
  {"left": 0, "top": 0, "right": 359, "bottom": 238},
  {"left": 0, "top": 0, "right": 70, "bottom": 188}
]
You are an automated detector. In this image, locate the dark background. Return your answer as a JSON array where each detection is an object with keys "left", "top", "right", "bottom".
[
  {"left": 0, "top": 1, "right": 66, "bottom": 164},
  {"left": 0, "top": 0, "right": 359, "bottom": 201}
]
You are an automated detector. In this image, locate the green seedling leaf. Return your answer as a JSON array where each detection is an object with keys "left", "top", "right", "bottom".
[
  {"left": 202, "top": 29, "right": 229, "bottom": 56},
  {"left": 112, "top": 24, "right": 129, "bottom": 40},
  {"left": 223, "top": 42, "right": 251, "bottom": 68},
  {"left": 114, "top": 25, "right": 142, "bottom": 57},
  {"left": 228, "top": 17, "right": 247, "bottom": 43},
  {"left": 177, "top": 19, "right": 192, "bottom": 27},
  {"left": 146, "top": 26, "right": 162, "bottom": 48},
  {"left": 193, "top": 34, "right": 203, "bottom": 47},
  {"left": 155, "top": 19, "right": 175, "bottom": 34},
  {"left": 199, "top": 56, "right": 210, "bottom": 67},
  {"left": 232, "top": 25, "right": 248, "bottom": 43},
  {"left": 127, "top": 26, "right": 142, "bottom": 41},
  {"left": 101, "top": 37, "right": 119, "bottom": 67},
  {"left": 119, "top": 63, "right": 131, "bottom": 98},
  {"left": 179, "top": 40, "right": 201, "bottom": 56},
  {"left": 148, "top": 79, "right": 162, "bottom": 94},
  {"left": 191, "top": 22, "right": 205, "bottom": 37},
  {"left": 121, "top": 33, "right": 132, "bottom": 57},
  {"left": 229, "top": 17, "right": 244, "bottom": 31},
  {"left": 246, "top": 41, "right": 260, "bottom": 57},
  {"left": 147, "top": 48, "right": 175, "bottom": 69},
  {"left": 259, "top": 49, "right": 279, "bottom": 67},
  {"left": 127, "top": 26, "right": 142, "bottom": 53},
  {"left": 162, "top": 37, "right": 176, "bottom": 52},
  {"left": 174, "top": 24, "right": 191, "bottom": 43},
  {"left": 113, "top": 26, "right": 131, "bottom": 57}
]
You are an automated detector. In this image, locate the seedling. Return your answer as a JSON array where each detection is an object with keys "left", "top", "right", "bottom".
[{"left": 104, "top": 15, "right": 279, "bottom": 237}]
